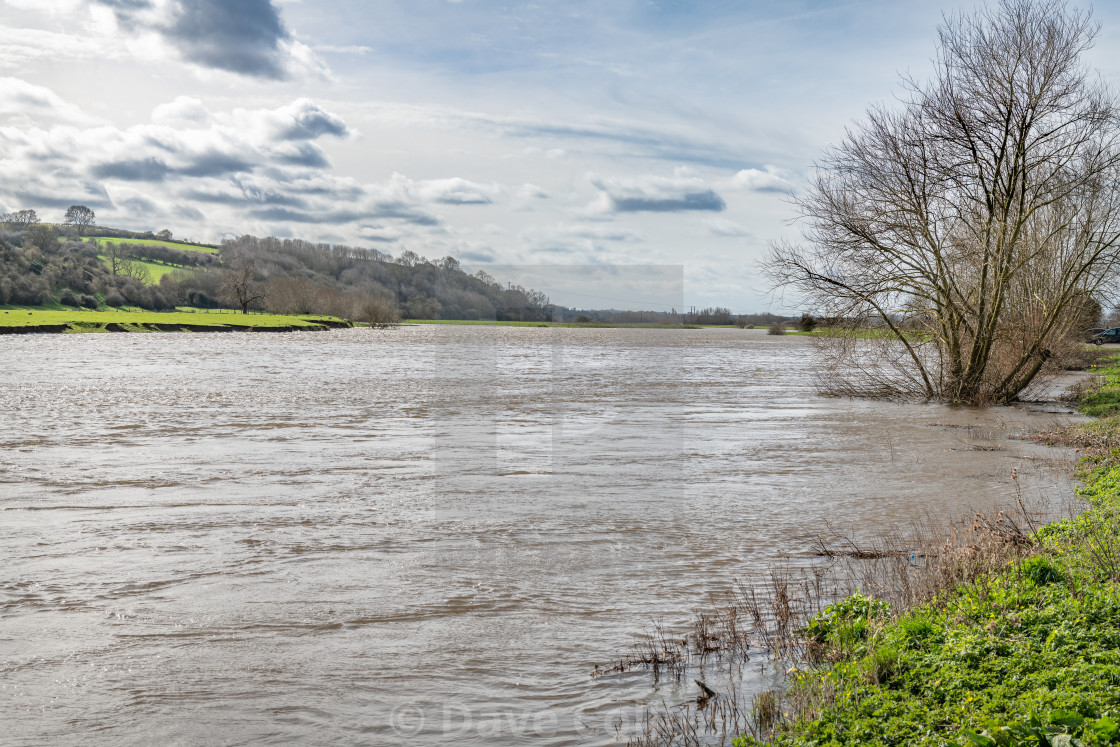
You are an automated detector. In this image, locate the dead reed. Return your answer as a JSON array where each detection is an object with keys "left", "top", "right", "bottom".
[{"left": 616, "top": 485, "right": 1064, "bottom": 746}]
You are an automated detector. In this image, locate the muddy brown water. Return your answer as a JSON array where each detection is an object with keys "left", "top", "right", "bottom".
[{"left": 0, "top": 326, "right": 1083, "bottom": 745}]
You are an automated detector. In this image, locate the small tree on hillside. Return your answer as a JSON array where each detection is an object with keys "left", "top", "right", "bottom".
[{"left": 63, "top": 205, "right": 95, "bottom": 234}]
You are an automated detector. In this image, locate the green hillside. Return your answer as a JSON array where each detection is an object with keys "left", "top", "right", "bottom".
[{"left": 84, "top": 236, "right": 218, "bottom": 254}]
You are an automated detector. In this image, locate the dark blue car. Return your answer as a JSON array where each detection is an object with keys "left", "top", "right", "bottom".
[{"left": 1093, "top": 328, "right": 1120, "bottom": 345}]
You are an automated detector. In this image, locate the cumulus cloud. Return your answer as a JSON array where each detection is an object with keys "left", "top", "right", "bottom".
[
  {"left": 91, "top": 157, "right": 171, "bottom": 181},
  {"left": 0, "top": 77, "right": 101, "bottom": 126},
  {"left": 150, "top": 96, "right": 210, "bottom": 126},
  {"left": 90, "top": 0, "right": 327, "bottom": 79},
  {"left": 588, "top": 168, "right": 726, "bottom": 213},
  {"left": 269, "top": 99, "right": 349, "bottom": 140},
  {"left": 79, "top": 97, "right": 352, "bottom": 188},
  {"left": 167, "top": 0, "right": 291, "bottom": 78},
  {"left": 0, "top": 80, "right": 548, "bottom": 255},
  {"left": 0, "top": 83, "right": 474, "bottom": 236},
  {"left": 726, "top": 165, "right": 795, "bottom": 193},
  {"left": 417, "top": 177, "right": 502, "bottom": 205}
]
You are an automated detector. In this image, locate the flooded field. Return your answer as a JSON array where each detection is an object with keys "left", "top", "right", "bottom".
[{"left": 0, "top": 326, "right": 1082, "bottom": 745}]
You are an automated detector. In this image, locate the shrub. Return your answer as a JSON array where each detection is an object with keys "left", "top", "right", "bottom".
[
  {"left": 768, "top": 322, "right": 786, "bottom": 335},
  {"left": 104, "top": 290, "right": 126, "bottom": 308},
  {"left": 359, "top": 295, "right": 399, "bottom": 328},
  {"left": 59, "top": 288, "right": 79, "bottom": 307}
]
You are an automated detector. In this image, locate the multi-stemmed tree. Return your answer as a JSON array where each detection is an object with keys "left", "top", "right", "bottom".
[{"left": 768, "top": 0, "right": 1120, "bottom": 403}]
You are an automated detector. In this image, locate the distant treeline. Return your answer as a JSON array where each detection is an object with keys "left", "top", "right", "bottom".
[
  {"left": 559, "top": 306, "right": 798, "bottom": 327},
  {"left": 1, "top": 223, "right": 794, "bottom": 325}
]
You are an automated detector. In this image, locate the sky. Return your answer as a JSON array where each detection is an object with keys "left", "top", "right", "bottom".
[{"left": 3, "top": 0, "right": 1120, "bottom": 312}]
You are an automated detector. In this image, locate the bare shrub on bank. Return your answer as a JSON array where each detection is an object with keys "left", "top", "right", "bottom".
[
  {"left": 767, "top": 0, "right": 1120, "bottom": 404},
  {"left": 358, "top": 295, "right": 400, "bottom": 327}
]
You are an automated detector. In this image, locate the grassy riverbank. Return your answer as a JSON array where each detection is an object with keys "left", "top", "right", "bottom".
[
  {"left": 744, "top": 355, "right": 1120, "bottom": 746},
  {"left": 0, "top": 308, "right": 349, "bottom": 333}
]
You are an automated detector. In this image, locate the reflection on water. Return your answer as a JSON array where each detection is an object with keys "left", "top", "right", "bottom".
[{"left": 0, "top": 326, "right": 1081, "bottom": 745}]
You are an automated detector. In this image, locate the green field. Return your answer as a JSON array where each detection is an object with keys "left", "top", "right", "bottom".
[
  {"left": 0, "top": 308, "right": 348, "bottom": 333},
  {"left": 86, "top": 236, "right": 218, "bottom": 284},
  {"left": 85, "top": 236, "right": 219, "bottom": 254},
  {"left": 96, "top": 255, "right": 189, "bottom": 282}
]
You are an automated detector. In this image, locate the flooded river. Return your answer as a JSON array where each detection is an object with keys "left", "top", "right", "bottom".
[{"left": 0, "top": 326, "right": 1081, "bottom": 744}]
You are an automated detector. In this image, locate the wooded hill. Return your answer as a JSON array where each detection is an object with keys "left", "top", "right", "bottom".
[{"left": 0, "top": 224, "right": 553, "bottom": 322}]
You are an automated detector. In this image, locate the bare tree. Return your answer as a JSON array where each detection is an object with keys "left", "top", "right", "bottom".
[
  {"left": 767, "top": 0, "right": 1120, "bottom": 404},
  {"left": 103, "top": 241, "right": 130, "bottom": 277},
  {"left": 100, "top": 241, "right": 150, "bottom": 283},
  {"left": 222, "top": 260, "right": 266, "bottom": 314},
  {"left": 396, "top": 250, "right": 422, "bottom": 267},
  {"left": 63, "top": 205, "right": 96, "bottom": 234}
]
